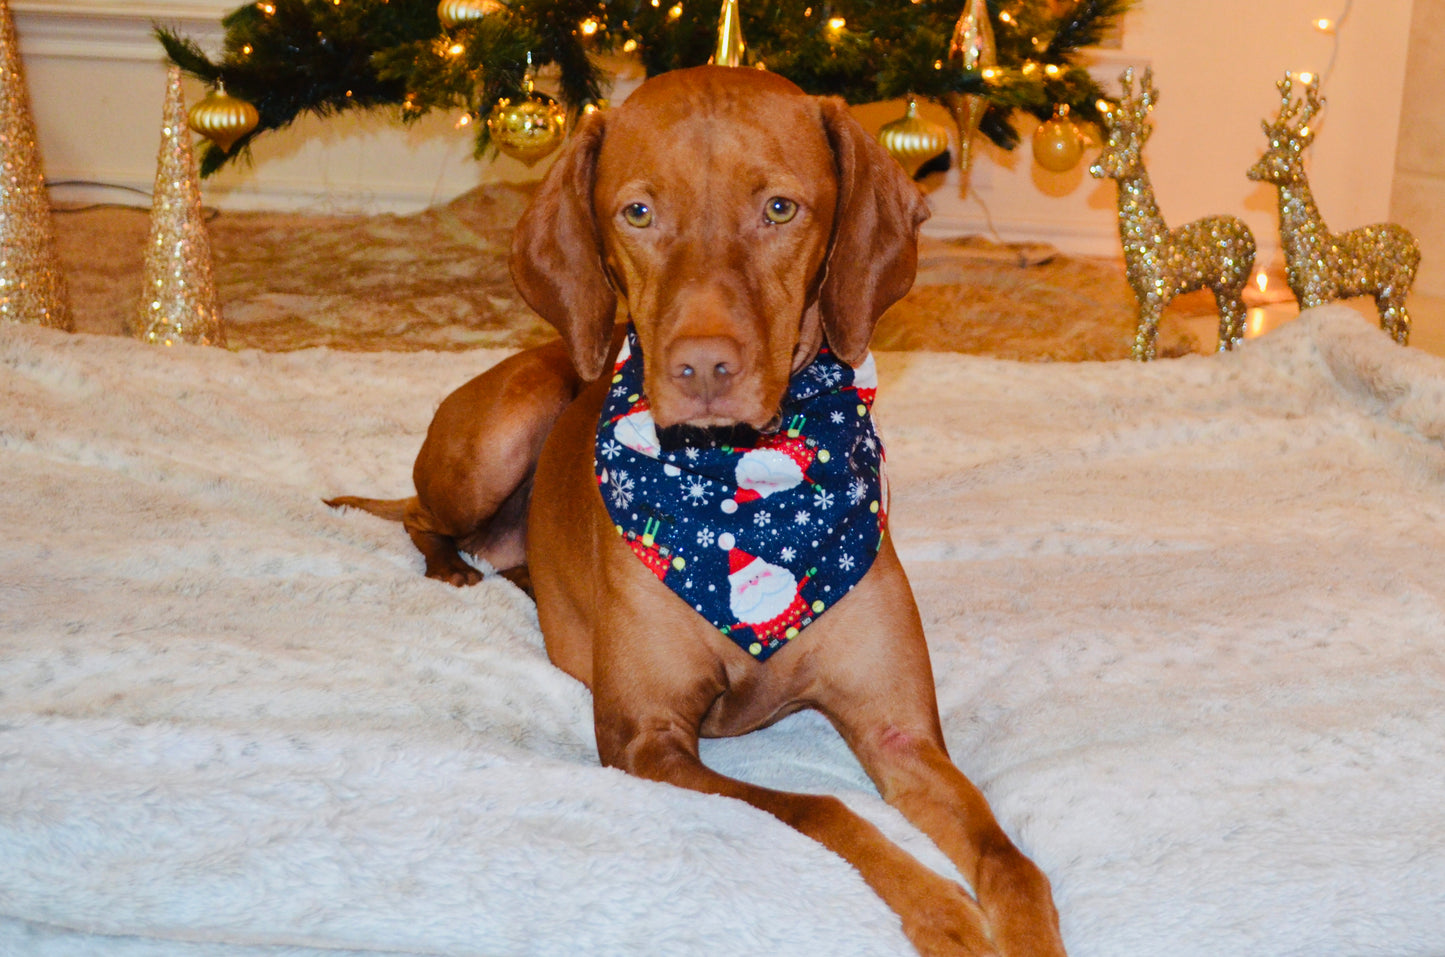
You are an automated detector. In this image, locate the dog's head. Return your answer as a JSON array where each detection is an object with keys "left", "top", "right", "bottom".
[{"left": 511, "top": 65, "right": 929, "bottom": 434}]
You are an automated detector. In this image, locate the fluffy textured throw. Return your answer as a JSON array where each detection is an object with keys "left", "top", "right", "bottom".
[{"left": 2, "top": 305, "right": 1443, "bottom": 957}]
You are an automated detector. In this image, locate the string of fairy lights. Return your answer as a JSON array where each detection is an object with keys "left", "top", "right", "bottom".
[{"left": 164, "top": 0, "right": 1132, "bottom": 177}]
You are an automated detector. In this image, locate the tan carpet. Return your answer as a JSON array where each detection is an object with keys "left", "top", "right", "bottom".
[{"left": 55, "top": 183, "right": 1203, "bottom": 360}]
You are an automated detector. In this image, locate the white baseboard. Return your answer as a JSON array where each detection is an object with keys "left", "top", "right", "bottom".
[
  {"left": 14, "top": 1, "right": 226, "bottom": 61},
  {"left": 923, "top": 213, "right": 1122, "bottom": 259}
]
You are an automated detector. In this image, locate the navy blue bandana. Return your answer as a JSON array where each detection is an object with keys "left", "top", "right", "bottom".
[{"left": 595, "top": 326, "right": 888, "bottom": 661}]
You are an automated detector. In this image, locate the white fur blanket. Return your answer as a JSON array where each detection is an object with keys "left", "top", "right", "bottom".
[{"left": 2, "top": 305, "right": 1443, "bottom": 957}]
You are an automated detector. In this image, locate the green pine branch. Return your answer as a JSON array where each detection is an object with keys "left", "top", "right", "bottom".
[{"left": 159, "top": 0, "right": 1133, "bottom": 175}]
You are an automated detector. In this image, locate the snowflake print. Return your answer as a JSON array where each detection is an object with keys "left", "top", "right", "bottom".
[
  {"left": 599, "top": 439, "right": 623, "bottom": 461},
  {"left": 848, "top": 477, "right": 868, "bottom": 505},
  {"left": 813, "top": 489, "right": 834, "bottom": 510},
  {"left": 794, "top": 510, "right": 811, "bottom": 525},
  {"left": 684, "top": 476, "right": 712, "bottom": 505},
  {"left": 697, "top": 527, "right": 716, "bottom": 548},
  {"left": 830, "top": 411, "right": 845, "bottom": 425},
  {"left": 608, "top": 469, "right": 635, "bottom": 509},
  {"left": 753, "top": 511, "right": 772, "bottom": 528},
  {"left": 610, "top": 384, "right": 629, "bottom": 398},
  {"left": 838, "top": 553, "right": 856, "bottom": 571},
  {"left": 811, "top": 365, "right": 844, "bottom": 388},
  {"left": 863, "top": 435, "right": 877, "bottom": 452},
  {"left": 684, "top": 447, "right": 700, "bottom": 461},
  {"left": 780, "top": 546, "right": 796, "bottom": 563}
]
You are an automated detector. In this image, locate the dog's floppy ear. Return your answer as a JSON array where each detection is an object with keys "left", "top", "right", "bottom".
[
  {"left": 815, "top": 97, "right": 931, "bottom": 366},
  {"left": 510, "top": 112, "right": 616, "bottom": 381}
]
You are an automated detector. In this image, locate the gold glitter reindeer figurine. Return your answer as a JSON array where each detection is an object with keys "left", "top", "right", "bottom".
[
  {"left": 1092, "top": 67, "right": 1257, "bottom": 361},
  {"left": 1248, "top": 73, "right": 1419, "bottom": 345}
]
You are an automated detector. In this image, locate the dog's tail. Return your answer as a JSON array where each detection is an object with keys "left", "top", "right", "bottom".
[{"left": 324, "top": 495, "right": 413, "bottom": 522}]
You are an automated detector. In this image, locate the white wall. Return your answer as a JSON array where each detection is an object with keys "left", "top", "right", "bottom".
[
  {"left": 1391, "top": 0, "right": 1445, "bottom": 297},
  {"left": 13, "top": 0, "right": 1417, "bottom": 265}
]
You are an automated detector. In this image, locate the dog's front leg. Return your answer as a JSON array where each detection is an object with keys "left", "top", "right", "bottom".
[
  {"left": 813, "top": 548, "right": 1068, "bottom": 957},
  {"left": 847, "top": 728, "right": 1066, "bottom": 957},
  {"left": 589, "top": 606, "right": 1000, "bottom": 957}
]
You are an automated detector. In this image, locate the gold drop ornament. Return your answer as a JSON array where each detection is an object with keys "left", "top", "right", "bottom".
[
  {"left": 438, "top": 0, "right": 505, "bottom": 28},
  {"left": 877, "top": 98, "right": 950, "bottom": 179},
  {"left": 487, "top": 91, "right": 566, "bottom": 166},
  {"left": 942, "top": 0, "right": 996, "bottom": 196},
  {"left": 187, "top": 83, "right": 259, "bottom": 153}
]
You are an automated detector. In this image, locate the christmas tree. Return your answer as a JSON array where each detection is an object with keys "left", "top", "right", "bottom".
[{"left": 158, "top": 0, "right": 1131, "bottom": 176}]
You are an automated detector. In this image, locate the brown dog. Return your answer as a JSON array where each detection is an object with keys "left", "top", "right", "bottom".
[{"left": 329, "top": 66, "right": 1065, "bottom": 957}]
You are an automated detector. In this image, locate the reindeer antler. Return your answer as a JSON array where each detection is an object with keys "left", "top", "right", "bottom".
[
  {"left": 1138, "top": 66, "right": 1159, "bottom": 117},
  {"left": 1108, "top": 65, "right": 1156, "bottom": 141},
  {"left": 1269, "top": 72, "right": 1324, "bottom": 138}
]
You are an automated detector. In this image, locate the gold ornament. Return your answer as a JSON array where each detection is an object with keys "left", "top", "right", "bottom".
[
  {"left": 1090, "top": 67, "right": 1256, "bottom": 361},
  {"left": 1247, "top": 73, "right": 1419, "bottom": 345},
  {"left": 711, "top": 0, "right": 745, "bottom": 67},
  {"left": 134, "top": 66, "right": 225, "bottom": 348},
  {"left": 1031, "top": 105, "right": 1083, "bottom": 173},
  {"left": 877, "top": 98, "right": 950, "bottom": 179},
  {"left": 487, "top": 90, "right": 566, "bottom": 166},
  {"left": 187, "top": 82, "right": 259, "bottom": 154},
  {"left": 0, "top": 0, "right": 71, "bottom": 331},
  {"left": 941, "top": 0, "right": 995, "bottom": 197},
  {"left": 437, "top": 0, "right": 504, "bottom": 29}
]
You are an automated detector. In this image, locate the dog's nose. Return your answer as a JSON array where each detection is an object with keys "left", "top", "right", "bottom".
[{"left": 668, "top": 336, "right": 743, "bottom": 403}]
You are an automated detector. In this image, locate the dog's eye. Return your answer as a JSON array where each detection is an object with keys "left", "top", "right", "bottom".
[
  {"left": 763, "top": 197, "right": 798, "bottom": 225},
  {"left": 622, "top": 203, "right": 653, "bottom": 228}
]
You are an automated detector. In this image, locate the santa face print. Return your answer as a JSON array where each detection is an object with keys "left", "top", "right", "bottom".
[
  {"left": 730, "top": 558, "right": 798, "bottom": 625},
  {"left": 614, "top": 406, "right": 661, "bottom": 458},
  {"left": 733, "top": 447, "right": 804, "bottom": 501}
]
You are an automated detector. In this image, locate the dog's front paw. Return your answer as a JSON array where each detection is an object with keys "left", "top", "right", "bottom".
[
  {"left": 900, "top": 874, "right": 1001, "bottom": 957},
  {"left": 423, "top": 557, "right": 484, "bottom": 587}
]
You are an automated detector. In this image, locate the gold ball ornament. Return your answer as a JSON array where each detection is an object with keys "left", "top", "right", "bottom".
[
  {"left": 187, "top": 83, "right": 259, "bottom": 154},
  {"left": 1032, "top": 107, "right": 1083, "bottom": 173},
  {"left": 438, "top": 0, "right": 505, "bottom": 29},
  {"left": 487, "top": 91, "right": 566, "bottom": 166},
  {"left": 877, "top": 98, "right": 950, "bottom": 179}
]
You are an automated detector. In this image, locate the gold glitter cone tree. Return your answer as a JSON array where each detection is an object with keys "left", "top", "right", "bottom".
[
  {"left": 134, "top": 66, "right": 225, "bottom": 347},
  {"left": 0, "top": 0, "right": 71, "bottom": 331}
]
